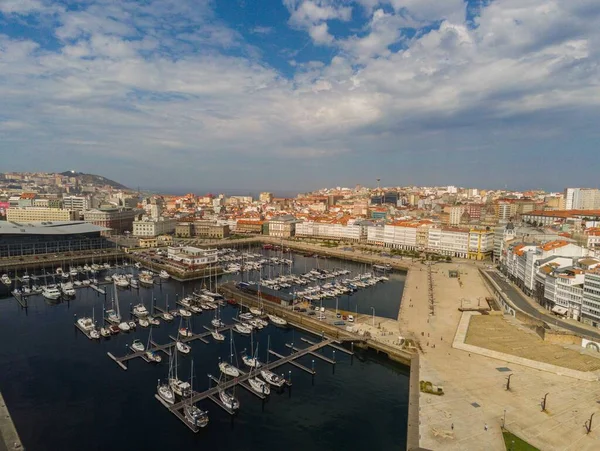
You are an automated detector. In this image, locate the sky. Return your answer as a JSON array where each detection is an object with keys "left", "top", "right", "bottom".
[{"left": 0, "top": 0, "right": 599, "bottom": 194}]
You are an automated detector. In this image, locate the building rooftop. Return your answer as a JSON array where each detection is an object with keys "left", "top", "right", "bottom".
[{"left": 0, "top": 220, "right": 108, "bottom": 235}]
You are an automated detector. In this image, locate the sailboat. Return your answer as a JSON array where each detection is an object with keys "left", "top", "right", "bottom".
[
  {"left": 219, "top": 330, "right": 241, "bottom": 377},
  {"left": 89, "top": 308, "right": 100, "bottom": 340},
  {"left": 106, "top": 282, "right": 122, "bottom": 324},
  {"left": 157, "top": 353, "right": 175, "bottom": 404},
  {"left": 250, "top": 268, "right": 264, "bottom": 316},
  {"left": 178, "top": 316, "right": 193, "bottom": 338},
  {"left": 260, "top": 336, "right": 285, "bottom": 387},
  {"left": 211, "top": 304, "right": 224, "bottom": 328},
  {"left": 169, "top": 346, "right": 191, "bottom": 397},
  {"left": 116, "top": 284, "right": 131, "bottom": 332},
  {"left": 218, "top": 370, "right": 240, "bottom": 411},
  {"left": 144, "top": 328, "right": 161, "bottom": 363},
  {"left": 267, "top": 313, "right": 287, "bottom": 327},
  {"left": 176, "top": 340, "right": 191, "bottom": 354},
  {"left": 246, "top": 335, "right": 269, "bottom": 395},
  {"left": 183, "top": 360, "right": 209, "bottom": 428},
  {"left": 161, "top": 295, "right": 174, "bottom": 321},
  {"left": 242, "top": 331, "right": 262, "bottom": 368}
]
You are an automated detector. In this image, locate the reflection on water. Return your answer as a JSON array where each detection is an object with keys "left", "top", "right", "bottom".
[{"left": 0, "top": 250, "right": 408, "bottom": 451}]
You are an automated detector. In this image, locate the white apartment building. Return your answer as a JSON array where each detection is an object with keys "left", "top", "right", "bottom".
[
  {"left": 132, "top": 218, "right": 177, "bottom": 237},
  {"left": 383, "top": 223, "right": 418, "bottom": 249},
  {"left": 367, "top": 225, "right": 385, "bottom": 245},
  {"left": 268, "top": 215, "right": 299, "bottom": 238},
  {"left": 565, "top": 188, "right": 600, "bottom": 211},
  {"left": 6, "top": 207, "right": 78, "bottom": 222},
  {"left": 295, "top": 221, "right": 364, "bottom": 242},
  {"left": 63, "top": 195, "right": 90, "bottom": 212},
  {"left": 554, "top": 270, "right": 585, "bottom": 320},
  {"left": 583, "top": 272, "right": 600, "bottom": 327},
  {"left": 503, "top": 241, "right": 586, "bottom": 295}
]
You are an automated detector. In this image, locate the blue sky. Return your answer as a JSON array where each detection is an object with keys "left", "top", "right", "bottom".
[{"left": 1, "top": 0, "right": 599, "bottom": 193}]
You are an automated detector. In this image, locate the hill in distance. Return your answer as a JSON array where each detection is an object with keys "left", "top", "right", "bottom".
[{"left": 59, "top": 171, "right": 128, "bottom": 189}]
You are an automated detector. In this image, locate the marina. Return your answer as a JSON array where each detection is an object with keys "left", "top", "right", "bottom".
[{"left": 0, "top": 245, "right": 409, "bottom": 450}]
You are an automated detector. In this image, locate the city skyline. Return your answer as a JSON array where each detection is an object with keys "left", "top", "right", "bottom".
[{"left": 1, "top": 0, "right": 599, "bottom": 191}]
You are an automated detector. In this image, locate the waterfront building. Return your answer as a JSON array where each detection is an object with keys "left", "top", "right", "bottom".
[
  {"left": 132, "top": 217, "right": 177, "bottom": 237},
  {"left": 83, "top": 207, "right": 140, "bottom": 234},
  {"left": 0, "top": 221, "right": 110, "bottom": 257},
  {"left": 175, "top": 221, "right": 230, "bottom": 239},
  {"left": 166, "top": 246, "right": 218, "bottom": 266},
  {"left": 366, "top": 225, "right": 385, "bottom": 246},
  {"left": 268, "top": 215, "right": 300, "bottom": 238},
  {"left": 235, "top": 220, "right": 264, "bottom": 234},
  {"left": 295, "top": 220, "right": 365, "bottom": 242},
  {"left": 6, "top": 207, "right": 78, "bottom": 222}
]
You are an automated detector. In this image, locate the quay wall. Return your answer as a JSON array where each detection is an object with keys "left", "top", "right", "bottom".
[{"left": 0, "top": 391, "right": 24, "bottom": 451}]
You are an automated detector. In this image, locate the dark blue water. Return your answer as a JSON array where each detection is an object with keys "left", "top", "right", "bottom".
[{"left": 0, "top": 256, "right": 409, "bottom": 451}]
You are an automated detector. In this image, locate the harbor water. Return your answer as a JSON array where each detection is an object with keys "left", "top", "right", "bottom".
[{"left": 0, "top": 252, "right": 409, "bottom": 450}]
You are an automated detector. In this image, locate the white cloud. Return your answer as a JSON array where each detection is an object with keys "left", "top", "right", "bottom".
[
  {"left": 1, "top": 0, "right": 599, "bottom": 189},
  {"left": 285, "top": 0, "right": 353, "bottom": 45}
]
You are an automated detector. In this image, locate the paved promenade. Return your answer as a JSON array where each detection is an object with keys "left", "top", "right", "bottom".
[{"left": 397, "top": 262, "right": 600, "bottom": 451}]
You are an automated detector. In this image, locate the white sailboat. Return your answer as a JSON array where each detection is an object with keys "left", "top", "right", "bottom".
[
  {"left": 145, "top": 328, "right": 162, "bottom": 363},
  {"left": 176, "top": 341, "right": 191, "bottom": 354},
  {"left": 242, "top": 332, "right": 262, "bottom": 368},
  {"left": 268, "top": 314, "right": 287, "bottom": 327},
  {"left": 162, "top": 295, "right": 174, "bottom": 321},
  {"left": 219, "top": 330, "right": 241, "bottom": 377},
  {"left": 234, "top": 323, "right": 252, "bottom": 335},
  {"left": 169, "top": 348, "right": 191, "bottom": 397},
  {"left": 157, "top": 353, "right": 175, "bottom": 404},
  {"left": 260, "top": 336, "right": 285, "bottom": 388},
  {"left": 183, "top": 361, "right": 209, "bottom": 428},
  {"left": 211, "top": 304, "right": 224, "bottom": 328},
  {"left": 219, "top": 386, "right": 240, "bottom": 411}
]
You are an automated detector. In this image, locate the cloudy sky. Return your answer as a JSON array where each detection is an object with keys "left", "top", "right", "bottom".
[{"left": 1, "top": 0, "right": 598, "bottom": 193}]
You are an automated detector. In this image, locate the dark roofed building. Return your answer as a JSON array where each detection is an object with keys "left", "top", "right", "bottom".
[{"left": 0, "top": 220, "right": 111, "bottom": 257}]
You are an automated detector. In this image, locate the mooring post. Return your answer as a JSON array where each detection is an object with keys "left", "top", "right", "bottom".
[
  {"left": 351, "top": 342, "right": 354, "bottom": 365},
  {"left": 288, "top": 370, "right": 292, "bottom": 397}
]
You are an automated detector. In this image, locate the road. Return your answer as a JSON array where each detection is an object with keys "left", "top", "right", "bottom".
[{"left": 486, "top": 270, "right": 600, "bottom": 341}]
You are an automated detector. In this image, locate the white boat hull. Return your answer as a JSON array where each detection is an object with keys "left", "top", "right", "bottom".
[{"left": 219, "top": 362, "right": 240, "bottom": 378}]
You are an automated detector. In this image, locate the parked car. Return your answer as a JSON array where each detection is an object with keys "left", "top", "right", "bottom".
[
  {"left": 334, "top": 321, "right": 345, "bottom": 326},
  {"left": 348, "top": 315, "right": 354, "bottom": 323},
  {"left": 336, "top": 312, "right": 341, "bottom": 318},
  {"left": 308, "top": 311, "right": 316, "bottom": 316}
]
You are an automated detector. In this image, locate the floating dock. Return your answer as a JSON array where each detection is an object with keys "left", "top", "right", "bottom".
[
  {"left": 158, "top": 336, "right": 344, "bottom": 431},
  {"left": 107, "top": 326, "right": 233, "bottom": 370}
]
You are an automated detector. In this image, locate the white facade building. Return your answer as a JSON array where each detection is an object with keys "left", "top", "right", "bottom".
[
  {"left": 62, "top": 195, "right": 90, "bottom": 212},
  {"left": 583, "top": 272, "right": 600, "bottom": 327},
  {"left": 133, "top": 218, "right": 177, "bottom": 237},
  {"left": 167, "top": 246, "right": 218, "bottom": 266}
]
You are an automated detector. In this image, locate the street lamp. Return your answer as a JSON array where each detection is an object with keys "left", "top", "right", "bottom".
[{"left": 371, "top": 307, "right": 375, "bottom": 327}]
